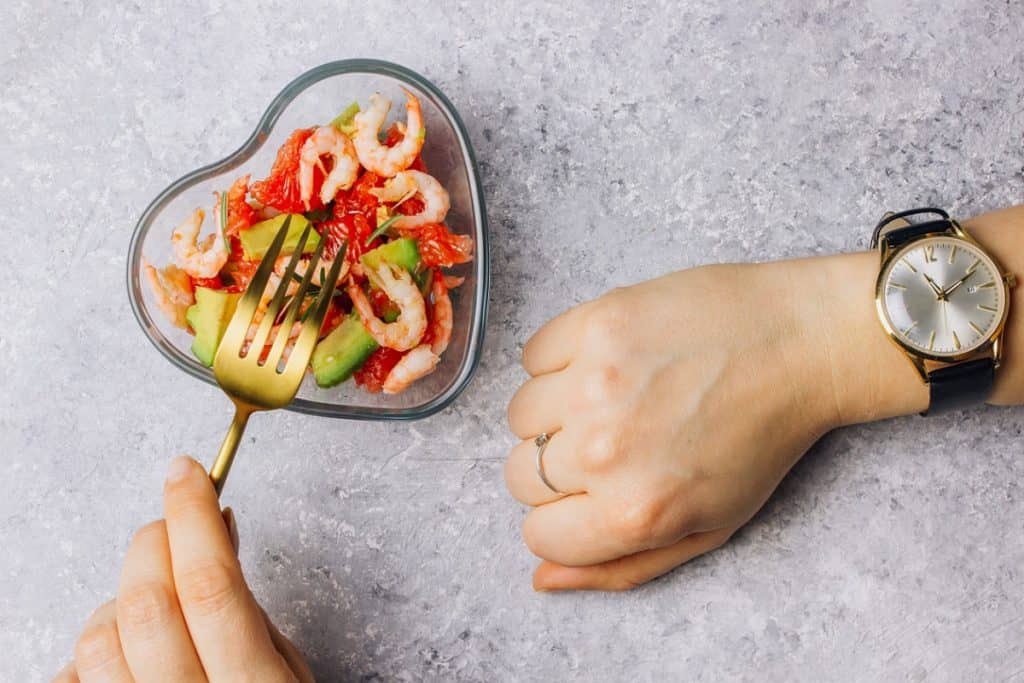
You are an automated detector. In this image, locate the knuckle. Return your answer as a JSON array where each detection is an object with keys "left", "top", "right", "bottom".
[
  {"left": 581, "top": 425, "right": 624, "bottom": 472},
  {"left": 580, "top": 363, "right": 624, "bottom": 405},
  {"left": 582, "top": 300, "right": 629, "bottom": 347},
  {"left": 74, "top": 621, "right": 121, "bottom": 672},
  {"left": 118, "top": 581, "right": 175, "bottom": 635},
  {"left": 613, "top": 499, "right": 669, "bottom": 549},
  {"left": 175, "top": 560, "right": 242, "bottom": 618}
]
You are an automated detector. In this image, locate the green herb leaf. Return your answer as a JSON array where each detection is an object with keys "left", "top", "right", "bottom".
[
  {"left": 219, "top": 190, "right": 230, "bottom": 251},
  {"left": 300, "top": 302, "right": 316, "bottom": 323},
  {"left": 364, "top": 215, "right": 403, "bottom": 247},
  {"left": 330, "top": 102, "right": 361, "bottom": 136}
]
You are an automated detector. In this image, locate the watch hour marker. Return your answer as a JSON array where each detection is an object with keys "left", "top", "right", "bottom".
[
  {"left": 952, "top": 331, "right": 961, "bottom": 351},
  {"left": 924, "top": 246, "right": 936, "bottom": 263},
  {"left": 927, "top": 330, "right": 936, "bottom": 351},
  {"left": 888, "top": 282, "right": 907, "bottom": 290},
  {"left": 977, "top": 281, "right": 996, "bottom": 289},
  {"left": 969, "top": 321, "right": 984, "bottom": 335},
  {"left": 948, "top": 245, "right": 957, "bottom": 264},
  {"left": 978, "top": 304, "right": 998, "bottom": 312},
  {"left": 903, "top": 258, "right": 918, "bottom": 273},
  {"left": 902, "top": 321, "right": 918, "bottom": 335},
  {"left": 967, "top": 258, "right": 981, "bottom": 274}
]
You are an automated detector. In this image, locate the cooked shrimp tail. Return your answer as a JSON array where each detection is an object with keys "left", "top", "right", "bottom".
[
  {"left": 143, "top": 258, "right": 194, "bottom": 329},
  {"left": 382, "top": 344, "right": 440, "bottom": 394},
  {"left": 428, "top": 272, "right": 453, "bottom": 355}
]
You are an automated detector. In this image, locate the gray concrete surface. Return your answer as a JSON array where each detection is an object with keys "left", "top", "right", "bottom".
[{"left": 2, "top": 1, "right": 1023, "bottom": 681}]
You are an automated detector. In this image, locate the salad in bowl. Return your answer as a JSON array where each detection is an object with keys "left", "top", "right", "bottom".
[
  {"left": 145, "top": 89, "right": 472, "bottom": 394},
  {"left": 128, "top": 61, "right": 488, "bottom": 418}
]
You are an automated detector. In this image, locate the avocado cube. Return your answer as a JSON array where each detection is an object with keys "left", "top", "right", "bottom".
[
  {"left": 311, "top": 313, "right": 379, "bottom": 387},
  {"left": 239, "top": 214, "right": 318, "bottom": 261},
  {"left": 186, "top": 287, "right": 241, "bottom": 367},
  {"left": 360, "top": 237, "right": 420, "bottom": 274}
]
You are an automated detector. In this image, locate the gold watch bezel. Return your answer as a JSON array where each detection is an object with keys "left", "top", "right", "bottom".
[{"left": 873, "top": 217, "right": 1013, "bottom": 379}]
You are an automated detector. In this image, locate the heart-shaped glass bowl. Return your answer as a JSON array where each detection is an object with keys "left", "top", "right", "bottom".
[{"left": 127, "top": 60, "right": 488, "bottom": 419}]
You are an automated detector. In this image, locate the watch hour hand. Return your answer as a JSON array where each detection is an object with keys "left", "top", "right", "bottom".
[{"left": 922, "top": 273, "right": 945, "bottom": 300}]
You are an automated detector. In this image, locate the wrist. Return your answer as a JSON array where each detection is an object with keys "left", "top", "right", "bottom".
[{"left": 790, "top": 251, "right": 928, "bottom": 427}]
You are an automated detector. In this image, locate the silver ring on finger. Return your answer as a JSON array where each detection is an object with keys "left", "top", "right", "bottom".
[{"left": 534, "top": 433, "right": 564, "bottom": 495}]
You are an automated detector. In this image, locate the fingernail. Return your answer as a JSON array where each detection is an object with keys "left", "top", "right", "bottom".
[
  {"left": 167, "top": 455, "right": 194, "bottom": 483},
  {"left": 223, "top": 507, "right": 240, "bottom": 554}
]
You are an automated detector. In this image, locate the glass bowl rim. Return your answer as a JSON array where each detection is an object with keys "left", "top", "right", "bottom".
[{"left": 126, "top": 59, "right": 489, "bottom": 420}]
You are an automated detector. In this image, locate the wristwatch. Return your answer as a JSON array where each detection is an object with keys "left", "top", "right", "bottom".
[{"left": 872, "top": 207, "right": 1015, "bottom": 415}]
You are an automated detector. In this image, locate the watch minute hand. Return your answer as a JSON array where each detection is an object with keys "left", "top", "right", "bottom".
[{"left": 942, "top": 269, "right": 976, "bottom": 297}]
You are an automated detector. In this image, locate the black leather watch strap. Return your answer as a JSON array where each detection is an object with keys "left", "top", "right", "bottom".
[
  {"left": 882, "top": 219, "right": 952, "bottom": 250},
  {"left": 925, "top": 358, "right": 996, "bottom": 415},
  {"left": 870, "top": 207, "right": 951, "bottom": 249}
]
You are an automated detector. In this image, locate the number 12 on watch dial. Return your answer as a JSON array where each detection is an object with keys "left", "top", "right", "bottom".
[{"left": 880, "top": 236, "right": 1006, "bottom": 357}]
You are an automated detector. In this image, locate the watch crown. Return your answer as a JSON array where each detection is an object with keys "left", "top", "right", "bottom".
[{"left": 1004, "top": 272, "right": 1017, "bottom": 287}]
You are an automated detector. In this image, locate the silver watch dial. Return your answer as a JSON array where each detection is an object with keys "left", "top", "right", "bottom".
[{"left": 880, "top": 236, "right": 1006, "bottom": 357}]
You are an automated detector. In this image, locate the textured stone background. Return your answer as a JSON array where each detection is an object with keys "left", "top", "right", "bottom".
[{"left": 2, "top": 1, "right": 1023, "bottom": 681}]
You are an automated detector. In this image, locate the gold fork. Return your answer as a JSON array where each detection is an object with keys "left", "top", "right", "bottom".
[{"left": 208, "top": 216, "right": 344, "bottom": 496}]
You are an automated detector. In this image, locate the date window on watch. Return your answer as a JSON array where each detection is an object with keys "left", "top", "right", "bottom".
[{"left": 968, "top": 284, "right": 982, "bottom": 294}]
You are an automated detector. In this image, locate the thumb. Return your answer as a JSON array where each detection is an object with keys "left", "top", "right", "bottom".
[{"left": 533, "top": 527, "right": 735, "bottom": 592}]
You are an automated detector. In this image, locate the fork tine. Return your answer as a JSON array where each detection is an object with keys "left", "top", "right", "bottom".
[
  {"left": 264, "top": 229, "right": 327, "bottom": 368},
  {"left": 216, "top": 215, "right": 293, "bottom": 361},
  {"left": 281, "top": 241, "right": 347, "bottom": 380},
  {"left": 247, "top": 224, "right": 314, "bottom": 358}
]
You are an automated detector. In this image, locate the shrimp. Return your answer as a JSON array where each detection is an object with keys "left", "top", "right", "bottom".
[
  {"left": 382, "top": 344, "right": 440, "bottom": 394},
  {"left": 352, "top": 90, "right": 424, "bottom": 177},
  {"left": 428, "top": 272, "right": 453, "bottom": 355},
  {"left": 299, "top": 125, "right": 360, "bottom": 208},
  {"left": 347, "top": 263, "right": 427, "bottom": 351},
  {"left": 370, "top": 170, "right": 450, "bottom": 229},
  {"left": 143, "top": 258, "right": 194, "bottom": 329},
  {"left": 171, "top": 207, "right": 228, "bottom": 279}
]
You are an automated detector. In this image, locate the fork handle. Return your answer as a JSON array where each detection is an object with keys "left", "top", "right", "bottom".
[{"left": 210, "top": 404, "right": 254, "bottom": 497}]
